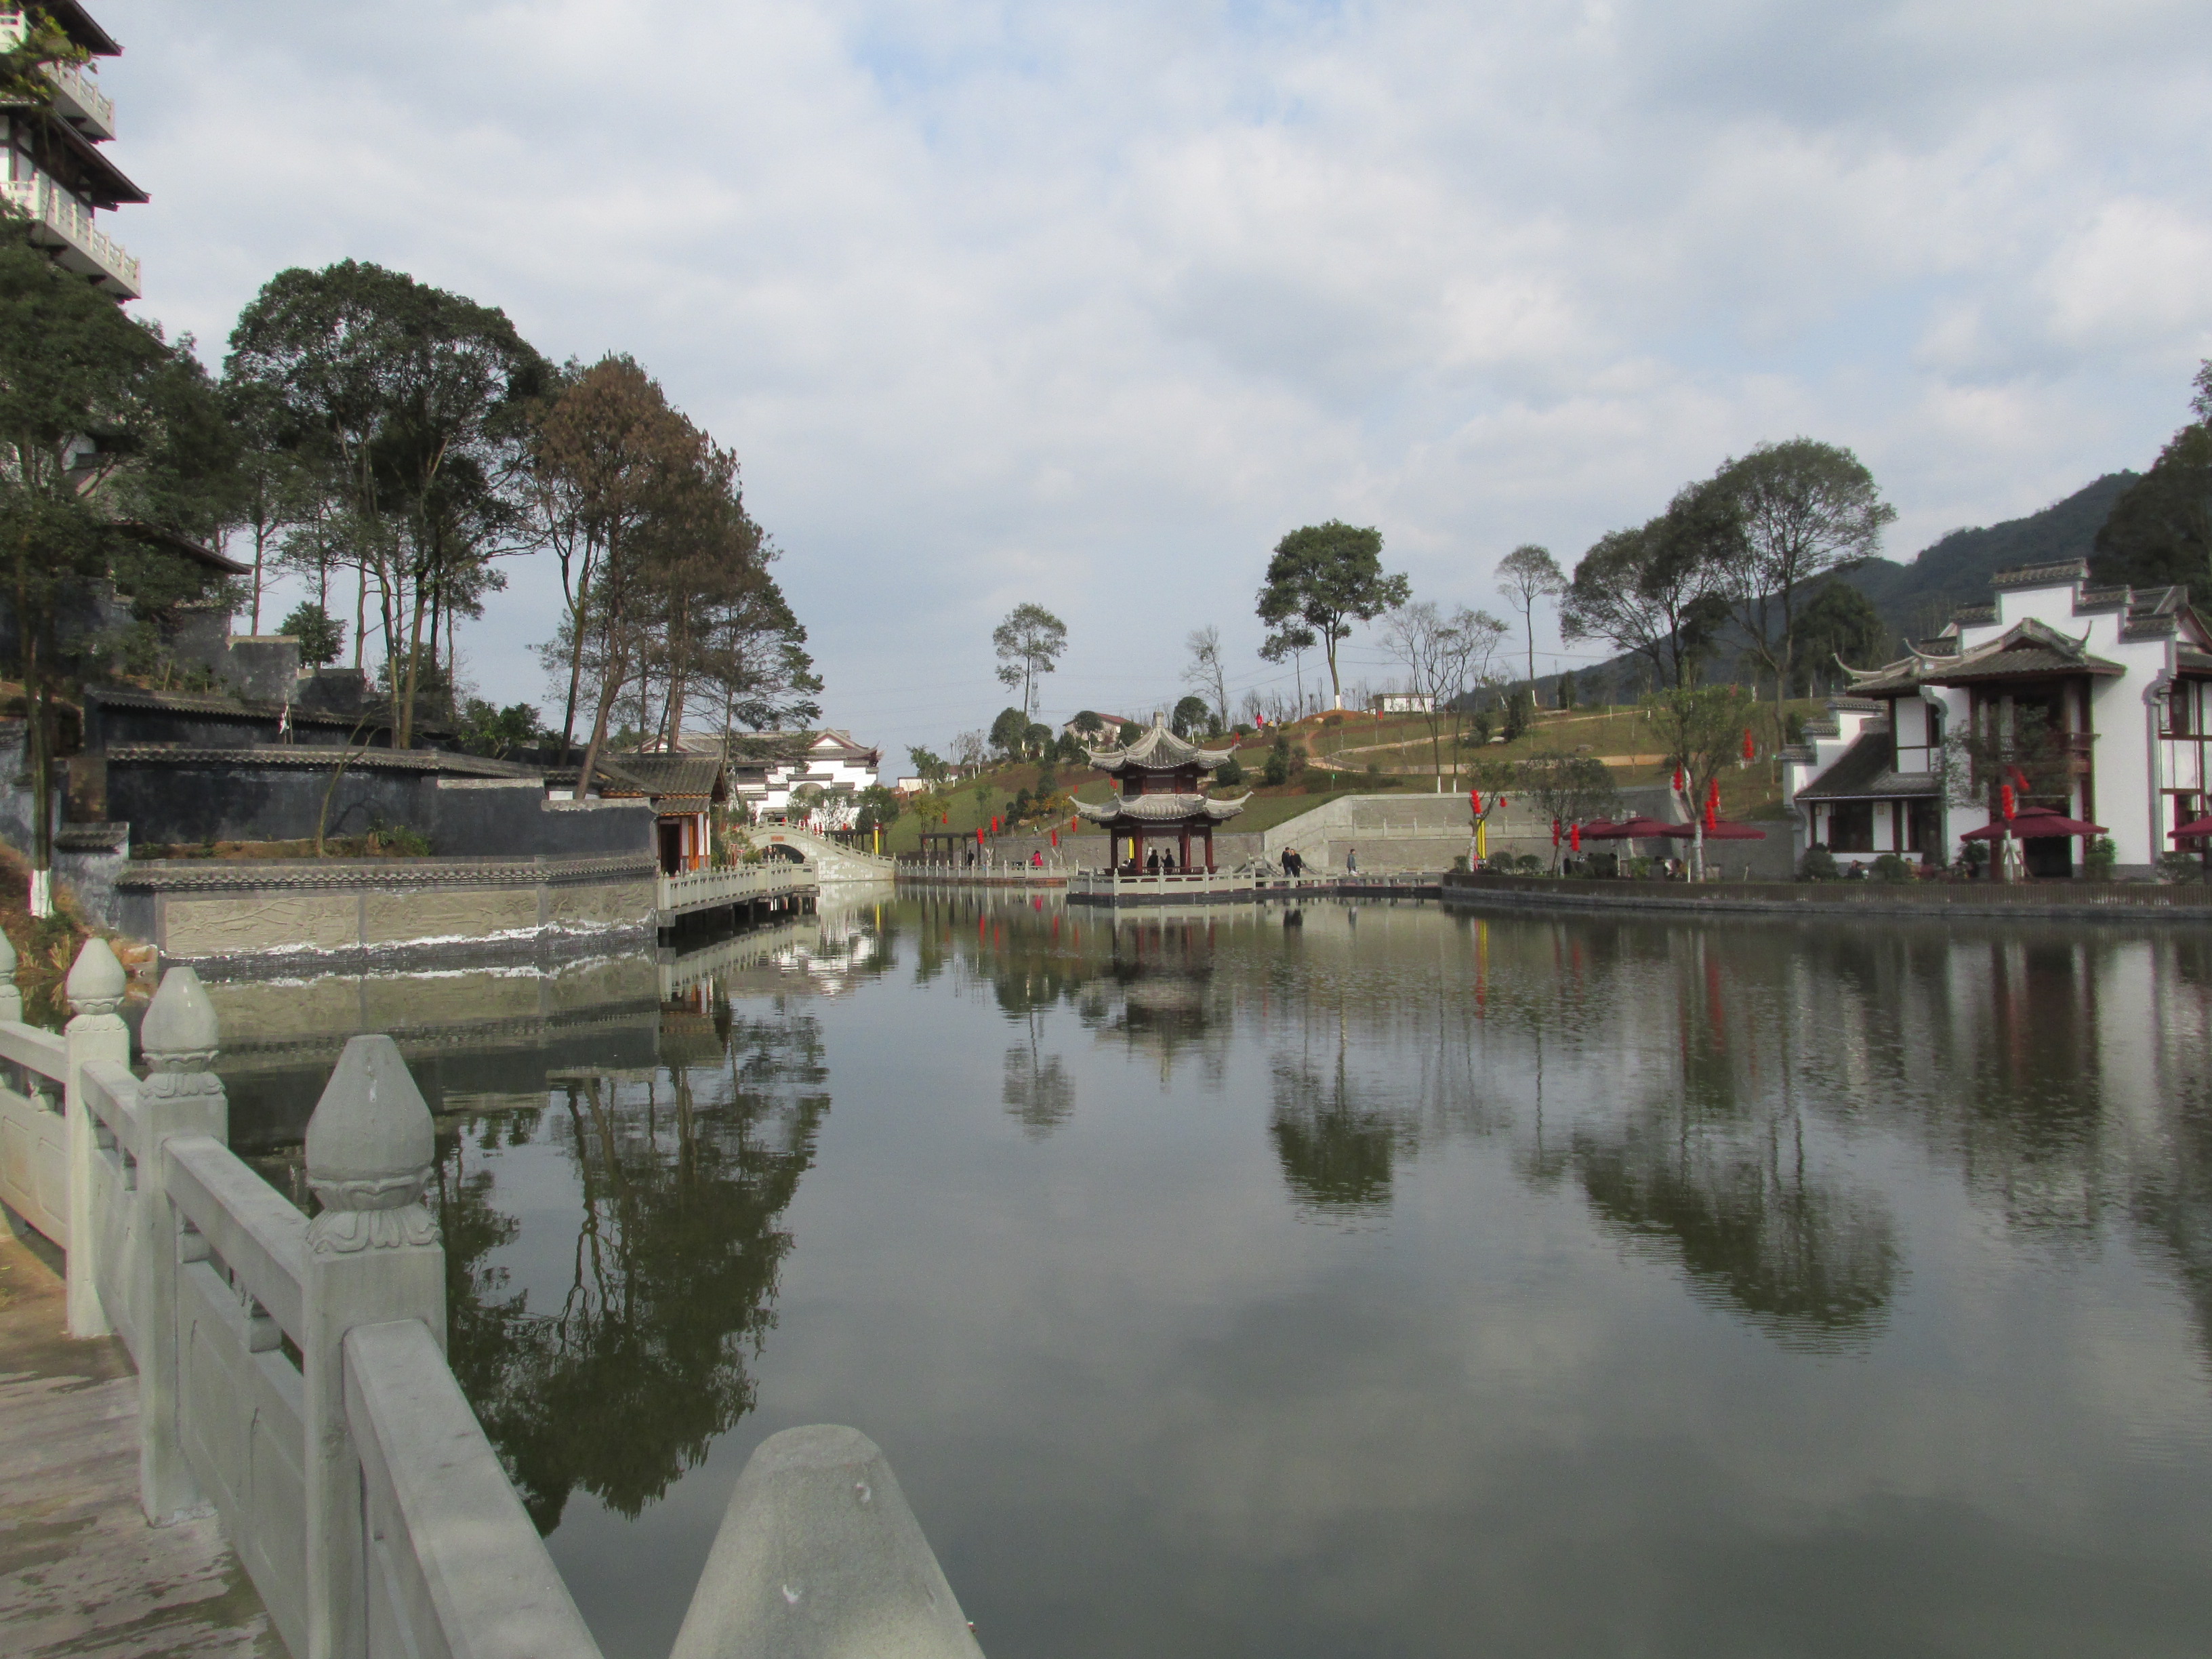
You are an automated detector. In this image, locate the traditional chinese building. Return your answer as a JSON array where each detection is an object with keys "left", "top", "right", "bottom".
[
  {"left": 3, "top": 1, "right": 143, "bottom": 300},
  {"left": 1075, "top": 714, "right": 1248, "bottom": 872},
  {"left": 1784, "top": 558, "right": 2212, "bottom": 877}
]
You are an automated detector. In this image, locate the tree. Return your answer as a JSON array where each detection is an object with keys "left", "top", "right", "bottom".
[
  {"left": 990, "top": 705, "right": 1033, "bottom": 758},
  {"left": 908, "top": 746, "right": 950, "bottom": 785},
  {"left": 226, "top": 260, "right": 548, "bottom": 747},
  {"left": 1381, "top": 600, "right": 1508, "bottom": 792},
  {"left": 458, "top": 699, "right": 543, "bottom": 759},
  {"left": 1513, "top": 753, "right": 1621, "bottom": 870},
  {"left": 991, "top": 602, "right": 1067, "bottom": 718},
  {"left": 854, "top": 783, "right": 901, "bottom": 833},
  {"left": 1793, "top": 580, "right": 1888, "bottom": 693},
  {"left": 0, "top": 227, "right": 239, "bottom": 911},
  {"left": 1559, "top": 487, "right": 1733, "bottom": 693},
  {"left": 1255, "top": 521, "right": 1409, "bottom": 710},
  {"left": 1649, "top": 682, "right": 1758, "bottom": 878},
  {"left": 1170, "top": 695, "right": 1212, "bottom": 739},
  {"left": 279, "top": 600, "right": 345, "bottom": 666},
  {"left": 1184, "top": 626, "right": 1229, "bottom": 732},
  {"left": 1071, "top": 710, "right": 1104, "bottom": 737},
  {"left": 2092, "top": 375, "right": 2212, "bottom": 593},
  {"left": 1942, "top": 703, "right": 2070, "bottom": 817},
  {"left": 1495, "top": 544, "right": 1565, "bottom": 700},
  {"left": 216, "top": 375, "right": 314, "bottom": 634},
  {"left": 519, "top": 357, "right": 706, "bottom": 793},
  {"left": 1258, "top": 619, "right": 1318, "bottom": 716},
  {"left": 1708, "top": 438, "right": 1896, "bottom": 746}
]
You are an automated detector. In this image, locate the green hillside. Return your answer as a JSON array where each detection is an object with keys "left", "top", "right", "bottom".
[{"left": 1843, "top": 472, "right": 2135, "bottom": 642}]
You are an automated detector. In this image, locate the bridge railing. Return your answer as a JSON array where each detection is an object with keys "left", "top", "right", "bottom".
[
  {"left": 0, "top": 935, "right": 982, "bottom": 1659},
  {"left": 657, "top": 859, "right": 815, "bottom": 914}
]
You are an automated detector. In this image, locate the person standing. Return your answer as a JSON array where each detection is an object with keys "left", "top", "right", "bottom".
[{"left": 1346, "top": 846, "right": 1357, "bottom": 874}]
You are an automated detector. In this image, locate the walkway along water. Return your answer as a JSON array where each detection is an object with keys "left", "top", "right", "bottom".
[{"left": 0, "top": 935, "right": 981, "bottom": 1659}]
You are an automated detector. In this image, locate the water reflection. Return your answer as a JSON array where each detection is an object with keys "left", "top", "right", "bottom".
[{"left": 438, "top": 998, "right": 830, "bottom": 1530}]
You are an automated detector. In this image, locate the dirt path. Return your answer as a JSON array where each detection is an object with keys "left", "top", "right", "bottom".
[{"left": 0, "top": 1216, "right": 280, "bottom": 1659}]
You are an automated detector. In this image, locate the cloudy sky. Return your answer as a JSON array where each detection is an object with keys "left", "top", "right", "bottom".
[{"left": 96, "top": 0, "right": 2212, "bottom": 766}]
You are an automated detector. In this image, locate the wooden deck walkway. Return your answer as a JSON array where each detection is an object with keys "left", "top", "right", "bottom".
[{"left": 0, "top": 1216, "right": 280, "bottom": 1659}]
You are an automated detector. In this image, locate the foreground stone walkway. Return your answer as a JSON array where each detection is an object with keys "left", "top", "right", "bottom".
[{"left": 0, "top": 1218, "right": 281, "bottom": 1659}]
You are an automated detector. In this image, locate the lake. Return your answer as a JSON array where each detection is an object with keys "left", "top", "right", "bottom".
[{"left": 233, "top": 890, "right": 2212, "bottom": 1658}]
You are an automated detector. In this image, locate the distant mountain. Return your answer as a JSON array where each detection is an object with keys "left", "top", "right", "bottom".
[{"left": 1843, "top": 472, "right": 2137, "bottom": 644}]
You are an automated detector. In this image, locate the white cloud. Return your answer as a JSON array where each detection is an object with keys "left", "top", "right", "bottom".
[{"left": 90, "top": 0, "right": 2212, "bottom": 752}]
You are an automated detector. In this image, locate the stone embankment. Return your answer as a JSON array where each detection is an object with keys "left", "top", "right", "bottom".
[{"left": 1442, "top": 870, "right": 2212, "bottom": 920}]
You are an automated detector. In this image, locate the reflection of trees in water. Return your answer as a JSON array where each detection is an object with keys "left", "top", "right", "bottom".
[
  {"left": 1004, "top": 1009, "right": 1074, "bottom": 1138},
  {"left": 1268, "top": 1052, "right": 1414, "bottom": 1218},
  {"left": 432, "top": 1002, "right": 829, "bottom": 1532},
  {"left": 1573, "top": 1109, "right": 1900, "bottom": 1345}
]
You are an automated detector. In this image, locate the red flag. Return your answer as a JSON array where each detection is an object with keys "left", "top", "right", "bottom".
[{"left": 2001, "top": 783, "right": 2016, "bottom": 819}]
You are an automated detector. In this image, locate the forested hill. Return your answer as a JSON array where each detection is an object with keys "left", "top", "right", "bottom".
[{"left": 1843, "top": 472, "right": 2136, "bottom": 641}]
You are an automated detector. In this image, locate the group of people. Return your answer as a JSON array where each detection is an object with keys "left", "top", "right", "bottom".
[{"left": 1122, "top": 847, "right": 1190, "bottom": 874}]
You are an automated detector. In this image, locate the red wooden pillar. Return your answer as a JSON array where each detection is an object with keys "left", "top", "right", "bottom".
[{"left": 1179, "top": 826, "right": 1190, "bottom": 871}]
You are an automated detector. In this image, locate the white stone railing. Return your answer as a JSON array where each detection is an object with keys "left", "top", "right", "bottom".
[
  {"left": 657, "top": 859, "right": 815, "bottom": 916},
  {"left": 1, "top": 168, "right": 142, "bottom": 295},
  {"left": 0, "top": 936, "right": 982, "bottom": 1659}
]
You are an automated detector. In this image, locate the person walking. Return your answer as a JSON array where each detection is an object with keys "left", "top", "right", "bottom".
[{"left": 1345, "top": 846, "right": 1358, "bottom": 874}]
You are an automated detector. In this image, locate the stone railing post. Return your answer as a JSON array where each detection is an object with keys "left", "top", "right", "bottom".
[
  {"left": 301, "top": 1035, "right": 445, "bottom": 1659},
  {"left": 0, "top": 926, "right": 21, "bottom": 1022},
  {"left": 670, "top": 1425, "right": 984, "bottom": 1659},
  {"left": 64, "top": 937, "right": 128, "bottom": 1338},
  {"left": 136, "top": 965, "right": 227, "bottom": 1523}
]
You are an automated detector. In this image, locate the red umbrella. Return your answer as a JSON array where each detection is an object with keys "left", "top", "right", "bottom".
[
  {"left": 1961, "top": 804, "right": 2106, "bottom": 840},
  {"left": 1576, "top": 818, "right": 1627, "bottom": 839},
  {"left": 2171, "top": 815, "right": 2212, "bottom": 840},
  {"left": 1661, "top": 818, "right": 1767, "bottom": 841},
  {"left": 1603, "top": 814, "right": 1689, "bottom": 839}
]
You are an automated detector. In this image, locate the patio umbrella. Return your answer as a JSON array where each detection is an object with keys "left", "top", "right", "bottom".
[
  {"left": 2169, "top": 815, "right": 2212, "bottom": 840},
  {"left": 1576, "top": 819, "right": 1626, "bottom": 838},
  {"left": 1959, "top": 804, "right": 2106, "bottom": 840},
  {"left": 1610, "top": 814, "right": 1688, "bottom": 838}
]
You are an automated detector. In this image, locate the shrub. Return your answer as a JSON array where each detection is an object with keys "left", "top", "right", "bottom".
[
  {"left": 1513, "top": 853, "right": 1544, "bottom": 874},
  {"left": 1262, "top": 750, "right": 1288, "bottom": 787},
  {"left": 1216, "top": 755, "right": 1245, "bottom": 786},
  {"left": 2084, "top": 836, "right": 2118, "bottom": 879},
  {"left": 1799, "top": 844, "right": 1839, "bottom": 881},
  {"left": 2157, "top": 850, "right": 2205, "bottom": 883},
  {"left": 1450, "top": 854, "right": 1469, "bottom": 872},
  {"left": 1870, "top": 852, "right": 1913, "bottom": 883}
]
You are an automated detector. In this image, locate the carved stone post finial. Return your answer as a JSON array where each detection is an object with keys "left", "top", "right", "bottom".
[
  {"left": 304, "top": 1034, "right": 436, "bottom": 1255},
  {"left": 300, "top": 1034, "right": 445, "bottom": 1658},
  {"left": 66, "top": 936, "right": 127, "bottom": 1021},
  {"left": 140, "top": 964, "right": 225, "bottom": 1120}
]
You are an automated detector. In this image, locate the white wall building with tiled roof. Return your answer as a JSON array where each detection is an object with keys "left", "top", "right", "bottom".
[
  {"left": 1782, "top": 559, "right": 2212, "bottom": 877},
  {"left": 661, "top": 729, "right": 882, "bottom": 825}
]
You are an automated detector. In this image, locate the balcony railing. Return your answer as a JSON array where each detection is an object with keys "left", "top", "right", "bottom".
[
  {"left": 44, "top": 58, "right": 115, "bottom": 138},
  {"left": 1, "top": 170, "right": 140, "bottom": 298},
  {"left": 0, "top": 12, "right": 115, "bottom": 138}
]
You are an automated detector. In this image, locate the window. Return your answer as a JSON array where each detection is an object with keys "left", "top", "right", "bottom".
[{"left": 1828, "top": 802, "right": 1875, "bottom": 852}]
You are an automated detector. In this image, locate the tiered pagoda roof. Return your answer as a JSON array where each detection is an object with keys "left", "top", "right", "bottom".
[{"left": 1072, "top": 714, "right": 1250, "bottom": 830}]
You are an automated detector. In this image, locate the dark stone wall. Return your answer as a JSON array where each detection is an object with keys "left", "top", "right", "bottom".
[{"left": 105, "top": 758, "right": 654, "bottom": 857}]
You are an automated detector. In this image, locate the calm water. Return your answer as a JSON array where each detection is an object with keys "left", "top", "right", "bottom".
[{"left": 248, "top": 894, "right": 2212, "bottom": 1657}]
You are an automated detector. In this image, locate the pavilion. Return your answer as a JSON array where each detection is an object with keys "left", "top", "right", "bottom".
[{"left": 1074, "top": 714, "right": 1250, "bottom": 873}]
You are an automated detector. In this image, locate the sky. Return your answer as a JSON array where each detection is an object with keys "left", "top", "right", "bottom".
[{"left": 91, "top": 0, "right": 2212, "bottom": 771}]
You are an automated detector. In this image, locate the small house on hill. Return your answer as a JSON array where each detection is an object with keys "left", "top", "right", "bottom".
[{"left": 591, "top": 754, "right": 729, "bottom": 873}]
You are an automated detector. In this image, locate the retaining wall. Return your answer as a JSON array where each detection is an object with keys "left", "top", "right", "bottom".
[
  {"left": 1441, "top": 870, "right": 2212, "bottom": 921},
  {"left": 115, "top": 853, "right": 658, "bottom": 970}
]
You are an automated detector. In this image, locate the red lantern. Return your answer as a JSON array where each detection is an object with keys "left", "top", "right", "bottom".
[
  {"left": 1705, "top": 797, "right": 1718, "bottom": 830},
  {"left": 1570, "top": 823, "right": 1582, "bottom": 853},
  {"left": 2001, "top": 783, "right": 2016, "bottom": 820},
  {"left": 1469, "top": 789, "right": 1482, "bottom": 814},
  {"left": 991, "top": 815, "right": 1000, "bottom": 834},
  {"left": 1742, "top": 727, "right": 1755, "bottom": 762},
  {"left": 1552, "top": 817, "right": 1561, "bottom": 847},
  {"left": 1673, "top": 766, "right": 1683, "bottom": 794},
  {"left": 975, "top": 826, "right": 983, "bottom": 844},
  {"left": 1050, "top": 829, "right": 1059, "bottom": 848}
]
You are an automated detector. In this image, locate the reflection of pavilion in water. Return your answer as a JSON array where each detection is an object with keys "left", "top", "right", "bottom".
[{"left": 1082, "top": 913, "right": 1233, "bottom": 1081}]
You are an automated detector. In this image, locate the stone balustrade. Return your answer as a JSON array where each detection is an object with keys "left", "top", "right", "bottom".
[{"left": 0, "top": 937, "right": 980, "bottom": 1659}]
